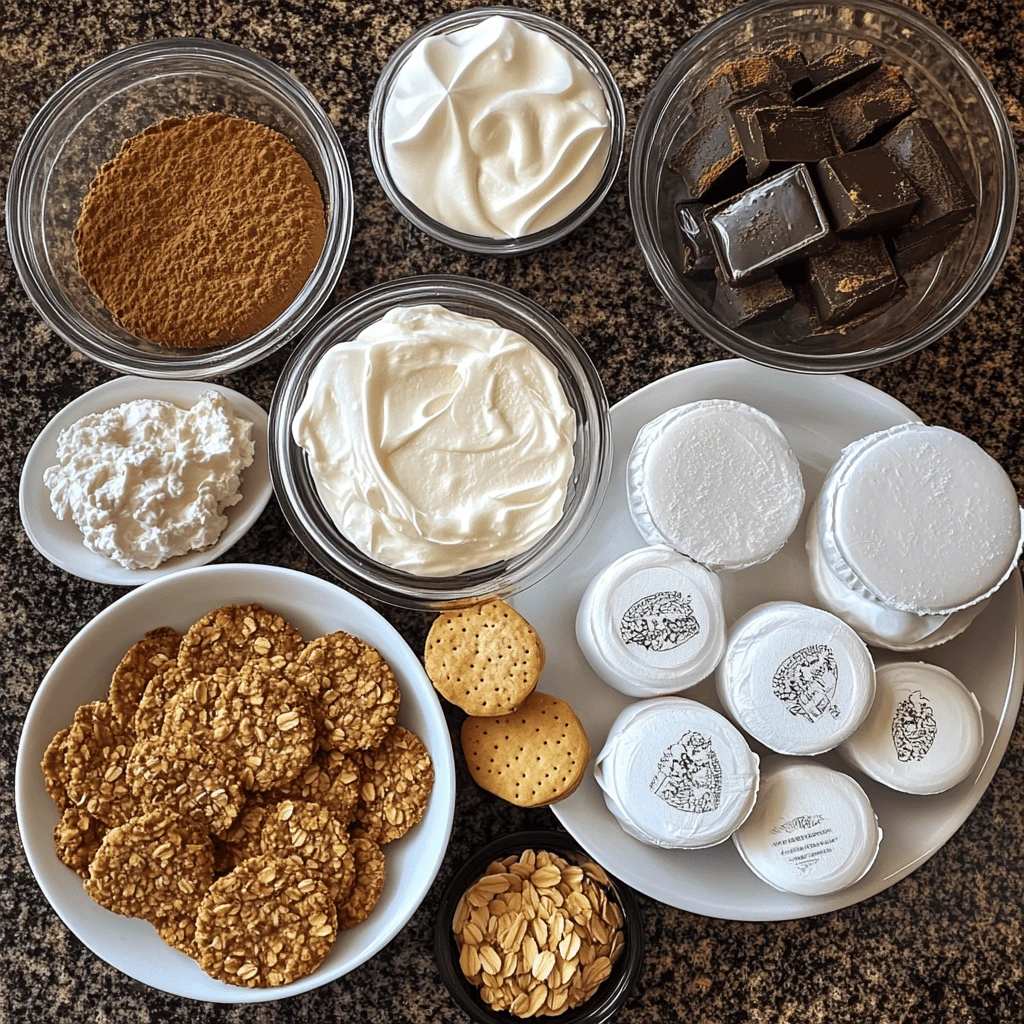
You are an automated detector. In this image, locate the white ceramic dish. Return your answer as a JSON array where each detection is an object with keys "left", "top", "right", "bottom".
[
  {"left": 15, "top": 563, "right": 457, "bottom": 1002},
  {"left": 514, "top": 359, "right": 1024, "bottom": 921},
  {"left": 19, "top": 377, "right": 273, "bottom": 585}
]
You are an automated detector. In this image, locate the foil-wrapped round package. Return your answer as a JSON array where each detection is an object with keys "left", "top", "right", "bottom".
[
  {"left": 576, "top": 545, "right": 726, "bottom": 697},
  {"left": 732, "top": 756, "right": 882, "bottom": 897},
  {"left": 594, "top": 697, "right": 760, "bottom": 849},
  {"left": 626, "top": 400, "right": 805, "bottom": 571},
  {"left": 716, "top": 601, "right": 876, "bottom": 756},
  {"left": 840, "top": 662, "right": 984, "bottom": 795}
]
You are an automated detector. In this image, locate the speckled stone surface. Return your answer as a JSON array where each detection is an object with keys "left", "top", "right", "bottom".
[{"left": 2, "top": 0, "right": 1023, "bottom": 1021}]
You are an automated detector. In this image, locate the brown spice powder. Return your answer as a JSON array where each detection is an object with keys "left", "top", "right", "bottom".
[{"left": 74, "top": 112, "right": 326, "bottom": 349}]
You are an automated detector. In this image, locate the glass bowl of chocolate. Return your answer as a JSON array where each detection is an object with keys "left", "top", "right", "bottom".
[
  {"left": 6, "top": 38, "right": 353, "bottom": 379},
  {"left": 629, "top": 0, "right": 1018, "bottom": 373}
]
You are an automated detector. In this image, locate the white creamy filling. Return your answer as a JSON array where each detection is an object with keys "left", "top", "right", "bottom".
[
  {"left": 292, "top": 303, "right": 576, "bottom": 577},
  {"left": 43, "top": 392, "right": 254, "bottom": 570},
  {"left": 382, "top": 15, "right": 611, "bottom": 239}
]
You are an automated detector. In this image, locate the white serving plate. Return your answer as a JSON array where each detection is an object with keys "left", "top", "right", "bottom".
[
  {"left": 20, "top": 377, "right": 273, "bottom": 585},
  {"left": 15, "top": 563, "right": 456, "bottom": 1002},
  {"left": 515, "top": 359, "right": 1024, "bottom": 921}
]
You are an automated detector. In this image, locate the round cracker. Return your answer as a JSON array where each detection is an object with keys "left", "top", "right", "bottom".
[
  {"left": 461, "top": 691, "right": 590, "bottom": 808},
  {"left": 424, "top": 600, "right": 544, "bottom": 716},
  {"left": 195, "top": 854, "right": 337, "bottom": 987},
  {"left": 54, "top": 806, "right": 107, "bottom": 878},
  {"left": 296, "top": 632, "right": 399, "bottom": 753},
  {"left": 109, "top": 627, "right": 182, "bottom": 728},
  {"left": 41, "top": 726, "right": 72, "bottom": 811},
  {"left": 65, "top": 700, "right": 137, "bottom": 828},
  {"left": 353, "top": 726, "right": 433, "bottom": 845},
  {"left": 338, "top": 837, "right": 386, "bottom": 929}
]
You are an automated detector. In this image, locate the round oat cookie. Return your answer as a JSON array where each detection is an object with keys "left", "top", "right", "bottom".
[
  {"left": 158, "top": 913, "right": 199, "bottom": 959},
  {"left": 353, "top": 726, "right": 433, "bottom": 845},
  {"left": 424, "top": 599, "right": 544, "bottom": 716},
  {"left": 65, "top": 701, "right": 137, "bottom": 828},
  {"left": 295, "top": 632, "right": 399, "bottom": 753},
  {"left": 54, "top": 807, "right": 108, "bottom": 878},
  {"left": 215, "top": 794, "right": 271, "bottom": 873},
  {"left": 338, "top": 837, "right": 386, "bottom": 929},
  {"left": 260, "top": 800, "right": 355, "bottom": 903},
  {"left": 127, "top": 735, "right": 244, "bottom": 835},
  {"left": 178, "top": 604, "right": 305, "bottom": 682},
  {"left": 109, "top": 627, "right": 182, "bottom": 728},
  {"left": 42, "top": 726, "right": 72, "bottom": 811},
  {"left": 272, "top": 749, "right": 361, "bottom": 825},
  {"left": 461, "top": 691, "right": 590, "bottom": 808},
  {"left": 85, "top": 809, "right": 214, "bottom": 924},
  {"left": 195, "top": 854, "right": 337, "bottom": 987},
  {"left": 134, "top": 660, "right": 186, "bottom": 739}
]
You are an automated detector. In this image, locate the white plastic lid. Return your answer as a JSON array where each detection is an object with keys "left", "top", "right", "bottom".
[
  {"left": 839, "top": 662, "right": 984, "bottom": 795},
  {"left": 626, "top": 400, "right": 805, "bottom": 571},
  {"left": 575, "top": 545, "right": 726, "bottom": 697},
  {"left": 594, "top": 696, "right": 760, "bottom": 849},
  {"left": 821, "top": 423, "right": 1023, "bottom": 615},
  {"left": 716, "top": 601, "right": 876, "bottom": 755},
  {"left": 732, "top": 756, "right": 882, "bottom": 896},
  {"left": 806, "top": 499, "right": 987, "bottom": 651}
]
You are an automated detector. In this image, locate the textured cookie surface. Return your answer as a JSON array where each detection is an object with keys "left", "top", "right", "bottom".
[
  {"left": 461, "top": 692, "right": 590, "bottom": 808},
  {"left": 338, "top": 837, "right": 386, "bottom": 929},
  {"left": 354, "top": 726, "right": 434, "bottom": 844},
  {"left": 273, "top": 749, "right": 361, "bottom": 824},
  {"left": 65, "top": 700, "right": 137, "bottom": 828},
  {"left": 425, "top": 600, "right": 544, "bottom": 716},
  {"left": 54, "top": 807, "right": 108, "bottom": 878},
  {"left": 134, "top": 660, "right": 185, "bottom": 739},
  {"left": 108, "top": 627, "right": 182, "bottom": 728},
  {"left": 41, "top": 726, "right": 72, "bottom": 811}
]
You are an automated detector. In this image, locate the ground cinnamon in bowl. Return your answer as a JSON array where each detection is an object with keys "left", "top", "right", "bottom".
[{"left": 74, "top": 112, "right": 326, "bottom": 349}]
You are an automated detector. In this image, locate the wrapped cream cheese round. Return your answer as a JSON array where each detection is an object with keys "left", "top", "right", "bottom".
[
  {"left": 291, "top": 304, "right": 576, "bottom": 577},
  {"left": 716, "top": 601, "right": 876, "bottom": 756},
  {"left": 381, "top": 15, "right": 612, "bottom": 239},
  {"left": 814, "top": 423, "right": 1023, "bottom": 624},
  {"left": 732, "top": 757, "right": 882, "bottom": 897},
  {"left": 594, "top": 697, "right": 759, "bottom": 849},
  {"left": 839, "top": 662, "right": 984, "bottom": 795},
  {"left": 576, "top": 545, "right": 726, "bottom": 697},
  {"left": 627, "top": 401, "right": 804, "bottom": 571}
]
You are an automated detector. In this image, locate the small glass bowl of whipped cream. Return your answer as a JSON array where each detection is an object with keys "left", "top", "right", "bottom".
[
  {"left": 270, "top": 275, "right": 611, "bottom": 609},
  {"left": 368, "top": 9, "right": 626, "bottom": 255}
]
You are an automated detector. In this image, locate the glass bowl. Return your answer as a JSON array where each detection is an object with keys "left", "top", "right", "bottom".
[
  {"left": 6, "top": 37, "right": 353, "bottom": 379},
  {"left": 629, "top": 0, "right": 1018, "bottom": 373},
  {"left": 367, "top": 7, "right": 626, "bottom": 256},
  {"left": 269, "top": 275, "right": 612, "bottom": 610},
  {"left": 434, "top": 830, "right": 645, "bottom": 1024}
]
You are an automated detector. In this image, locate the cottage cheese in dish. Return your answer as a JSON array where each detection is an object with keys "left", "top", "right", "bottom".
[
  {"left": 291, "top": 303, "right": 576, "bottom": 577},
  {"left": 43, "top": 392, "right": 254, "bottom": 570},
  {"left": 382, "top": 15, "right": 611, "bottom": 239}
]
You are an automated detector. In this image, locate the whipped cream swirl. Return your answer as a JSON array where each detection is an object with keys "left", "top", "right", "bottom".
[
  {"left": 292, "top": 304, "right": 577, "bottom": 577},
  {"left": 382, "top": 15, "right": 612, "bottom": 239}
]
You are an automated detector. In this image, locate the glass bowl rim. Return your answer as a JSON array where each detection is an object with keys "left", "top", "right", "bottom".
[
  {"left": 627, "top": 0, "right": 1019, "bottom": 374},
  {"left": 5, "top": 35, "right": 354, "bottom": 380},
  {"left": 366, "top": 5, "right": 627, "bottom": 256},
  {"left": 269, "top": 273, "right": 613, "bottom": 610}
]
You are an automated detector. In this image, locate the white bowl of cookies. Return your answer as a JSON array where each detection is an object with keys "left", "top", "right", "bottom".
[{"left": 15, "top": 563, "right": 455, "bottom": 1003}]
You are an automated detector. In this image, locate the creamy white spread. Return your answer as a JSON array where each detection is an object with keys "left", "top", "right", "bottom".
[
  {"left": 292, "top": 303, "right": 577, "bottom": 577},
  {"left": 43, "top": 392, "right": 254, "bottom": 570},
  {"left": 382, "top": 15, "right": 611, "bottom": 239}
]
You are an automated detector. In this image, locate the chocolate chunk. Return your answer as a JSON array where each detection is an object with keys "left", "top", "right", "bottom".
[
  {"left": 734, "top": 105, "right": 841, "bottom": 181},
  {"left": 714, "top": 267, "right": 794, "bottom": 326},
  {"left": 797, "top": 41, "right": 884, "bottom": 104},
  {"left": 692, "top": 55, "right": 791, "bottom": 121},
  {"left": 766, "top": 44, "right": 810, "bottom": 90},
  {"left": 668, "top": 117, "right": 746, "bottom": 200},
  {"left": 879, "top": 115, "right": 977, "bottom": 266},
  {"left": 808, "top": 235, "right": 901, "bottom": 324},
  {"left": 817, "top": 146, "right": 919, "bottom": 235},
  {"left": 822, "top": 64, "right": 917, "bottom": 149},
  {"left": 676, "top": 204, "right": 718, "bottom": 274},
  {"left": 707, "top": 164, "right": 833, "bottom": 282}
]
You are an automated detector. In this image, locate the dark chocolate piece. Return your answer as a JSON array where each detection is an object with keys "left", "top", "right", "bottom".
[
  {"left": 879, "top": 115, "right": 977, "bottom": 266},
  {"left": 714, "top": 267, "right": 794, "bottom": 326},
  {"left": 822, "top": 64, "right": 917, "bottom": 149},
  {"left": 668, "top": 117, "right": 745, "bottom": 200},
  {"left": 706, "top": 164, "right": 833, "bottom": 282},
  {"left": 817, "top": 146, "right": 919, "bottom": 235},
  {"left": 796, "top": 41, "right": 884, "bottom": 104},
  {"left": 808, "top": 235, "right": 901, "bottom": 324},
  {"left": 691, "top": 55, "right": 791, "bottom": 121},
  {"left": 766, "top": 44, "right": 810, "bottom": 90},
  {"left": 676, "top": 204, "right": 718, "bottom": 274},
  {"left": 733, "top": 105, "right": 841, "bottom": 181}
]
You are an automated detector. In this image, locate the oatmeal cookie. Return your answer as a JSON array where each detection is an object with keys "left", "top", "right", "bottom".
[
  {"left": 109, "top": 627, "right": 182, "bottom": 728},
  {"left": 354, "top": 726, "right": 433, "bottom": 845},
  {"left": 134, "top": 659, "right": 185, "bottom": 739},
  {"left": 41, "top": 726, "right": 72, "bottom": 811},
  {"left": 272, "top": 748, "right": 360, "bottom": 825},
  {"left": 65, "top": 701, "right": 137, "bottom": 828},
  {"left": 54, "top": 806, "right": 108, "bottom": 878},
  {"left": 338, "top": 837, "right": 386, "bottom": 929}
]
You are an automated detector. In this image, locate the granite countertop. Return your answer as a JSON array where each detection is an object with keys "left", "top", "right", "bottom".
[{"left": 2, "top": 0, "right": 1023, "bottom": 1021}]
